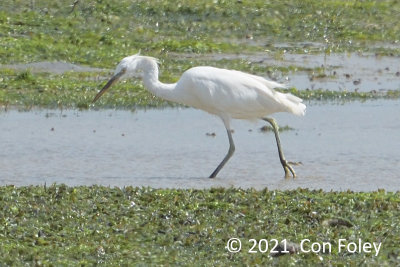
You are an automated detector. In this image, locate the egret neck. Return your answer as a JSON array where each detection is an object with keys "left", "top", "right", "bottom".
[{"left": 141, "top": 60, "right": 178, "bottom": 103}]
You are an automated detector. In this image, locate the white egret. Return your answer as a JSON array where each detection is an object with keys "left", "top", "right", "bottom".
[{"left": 93, "top": 54, "right": 306, "bottom": 178}]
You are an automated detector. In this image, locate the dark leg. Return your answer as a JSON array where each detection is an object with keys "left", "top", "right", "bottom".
[
  {"left": 209, "top": 123, "right": 235, "bottom": 178},
  {"left": 263, "top": 117, "right": 296, "bottom": 178}
]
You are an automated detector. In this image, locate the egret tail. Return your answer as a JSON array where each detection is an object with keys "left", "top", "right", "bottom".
[{"left": 276, "top": 92, "right": 306, "bottom": 116}]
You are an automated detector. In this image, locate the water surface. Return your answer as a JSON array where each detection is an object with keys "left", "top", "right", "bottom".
[
  {"left": 178, "top": 52, "right": 400, "bottom": 92},
  {"left": 1, "top": 100, "right": 399, "bottom": 191}
]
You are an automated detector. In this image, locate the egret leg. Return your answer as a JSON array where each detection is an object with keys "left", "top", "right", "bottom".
[
  {"left": 209, "top": 121, "right": 235, "bottom": 178},
  {"left": 263, "top": 117, "right": 296, "bottom": 178}
]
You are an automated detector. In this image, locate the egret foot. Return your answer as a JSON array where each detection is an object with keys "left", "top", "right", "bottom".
[{"left": 282, "top": 159, "right": 296, "bottom": 178}]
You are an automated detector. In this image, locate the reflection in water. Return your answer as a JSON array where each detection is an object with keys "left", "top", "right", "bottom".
[{"left": 0, "top": 100, "right": 399, "bottom": 191}]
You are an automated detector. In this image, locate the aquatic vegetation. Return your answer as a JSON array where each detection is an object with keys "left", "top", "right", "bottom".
[
  {"left": 0, "top": 185, "right": 398, "bottom": 265},
  {"left": 281, "top": 87, "right": 400, "bottom": 102},
  {"left": 260, "top": 125, "right": 294, "bottom": 133},
  {"left": 0, "top": 69, "right": 172, "bottom": 109},
  {"left": 1, "top": 0, "right": 400, "bottom": 66},
  {"left": 1, "top": 66, "right": 398, "bottom": 110},
  {"left": 1, "top": 0, "right": 399, "bottom": 109}
]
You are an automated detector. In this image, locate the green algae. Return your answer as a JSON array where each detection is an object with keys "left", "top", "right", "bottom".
[
  {"left": 1, "top": 0, "right": 400, "bottom": 109},
  {"left": 0, "top": 185, "right": 398, "bottom": 265},
  {"left": 1, "top": 0, "right": 400, "bottom": 66},
  {"left": 1, "top": 68, "right": 398, "bottom": 110}
]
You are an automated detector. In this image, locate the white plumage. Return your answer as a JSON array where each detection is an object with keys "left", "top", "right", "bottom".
[
  {"left": 175, "top": 66, "right": 305, "bottom": 119},
  {"left": 93, "top": 55, "right": 306, "bottom": 178}
]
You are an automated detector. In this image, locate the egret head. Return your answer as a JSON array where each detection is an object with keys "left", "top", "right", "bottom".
[{"left": 93, "top": 54, "right": 158, "bottom": 103}]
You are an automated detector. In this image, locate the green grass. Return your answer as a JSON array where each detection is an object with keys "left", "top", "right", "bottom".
[
  {"left": 1, "top": 0, "right": 400, "bottom": 109},
  {"left": 0, "top": 185, "right": 398, "bottom": 265},
  {"left": 0, "top": 68, "right": 170, "bottom": 109},
  {"left": 1, "top": 0, "right": 400, "bottom": 67},
  {"left": 1, "top": 66, "right": 398, "bottom": 110}
]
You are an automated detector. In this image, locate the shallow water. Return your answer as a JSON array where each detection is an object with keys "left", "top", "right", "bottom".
[
  {"left": 3, "top": 52, "right": 399, "bottom": 93},
  {"left": 179, "top": 52, "right": 400, "bottom": 92},
  {"left": 1, "top": 100, "right": 399, "bottom": 191},
  {"left": 282, "top": 53, "right": 400, "bottom": 92}
]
